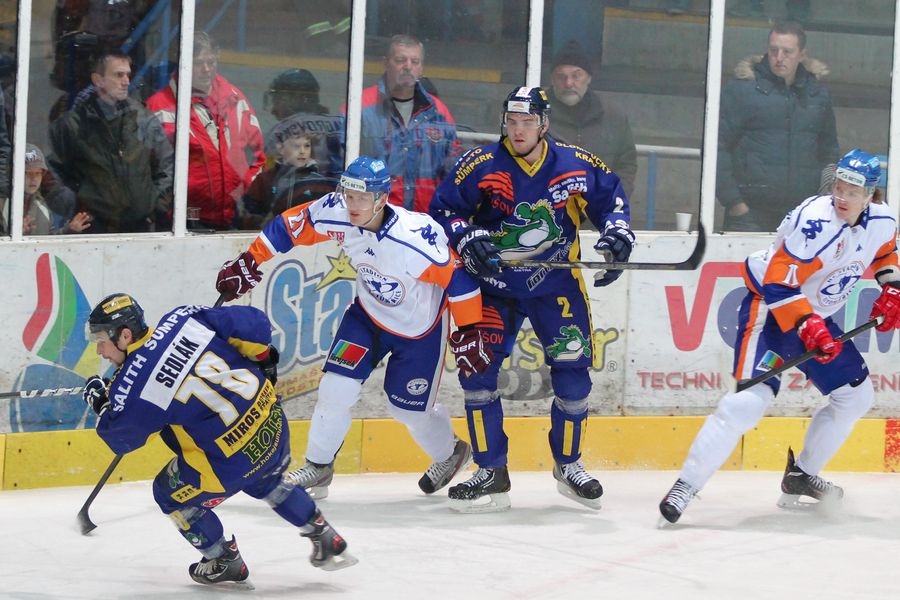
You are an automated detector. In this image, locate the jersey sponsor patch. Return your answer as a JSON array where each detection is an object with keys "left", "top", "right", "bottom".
[
  {"left": 327, "top": 339, "right": 369, "bottom": 369},
  {"left": 755, "top": 350, "right": 784, "bottom": 373},
  {"left": 141, "top": 319, "right": 214, "bottom": 410}
]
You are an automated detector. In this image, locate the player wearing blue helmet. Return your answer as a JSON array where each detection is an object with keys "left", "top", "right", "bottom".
[
  {"left": 660, "top": 148, "right": 900, "bottom": 525},
  {"left": 217, "top": 156, "right": 490, "bottom": 500}
]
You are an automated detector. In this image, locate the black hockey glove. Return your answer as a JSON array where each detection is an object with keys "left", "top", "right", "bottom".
[
  {"left": 257, "top": 345, "right": 280, "bottom": 386},
  {"left": 593, "top": 225, "right": 635, "bottom": 287},
  {"left": 82, "top": 375, "right": 110, "bottom": 416},
  {"left": 456, "top": 226, "right": 501, "bottom": 279}
]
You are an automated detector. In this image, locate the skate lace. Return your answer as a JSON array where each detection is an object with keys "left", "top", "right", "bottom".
[
  {"left": 194, "top": 557, "right": 223, "bottom": 576},
  {"left": 424, "top": 455, "right": 454, "bottom": 483},
  {"left": 561, "top": 461, "right": 595, "bottom": 486},
  {"left": 805, "top": 473, "right": 833, "bottom": 493},
  {"left": 461, "top": 468, "right": 492, "bottom": 488},
  {"left": 284, "top": 463, "right": 328, "bottom": 487},
  {"left": 664, "top": 480, "right": 697, "bottom": 511}
]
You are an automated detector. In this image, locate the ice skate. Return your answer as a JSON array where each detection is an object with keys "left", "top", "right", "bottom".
[
  {"left": 553, "top": 460, "right": 603, "bottom": 509},
  {"left": 283, "top": 460, "right": 334, "bottom": 499},
  {"left": 188, "top": 536, "right": 254, "bottom": 589},
  {"left": 448, "top": 466, "right": 511, "bottom": 513},
  {"left": 300, "top": 509, "right": 358, "bottom": 571},
  {"left": 658, "top": 478, "right": 699, "bottom": 527},
  {"left": 777, "top": 447, "right": 843, "bottom": 510},
  {"left": 419, "top": 437, "right": 473, "bottom": 494}
]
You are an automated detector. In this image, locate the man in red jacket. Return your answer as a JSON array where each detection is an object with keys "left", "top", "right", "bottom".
[{"left": 147, "top": 32, "right": 265, "bottom": 230}]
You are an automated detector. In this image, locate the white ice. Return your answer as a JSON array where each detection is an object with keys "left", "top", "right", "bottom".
[{"left": 2, "top": 469, "right": 900, "bottom": 599}]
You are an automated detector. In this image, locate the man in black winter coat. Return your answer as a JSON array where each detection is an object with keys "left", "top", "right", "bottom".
[{"left": 716, "top": 21, "right": 839, "bottom": 232}]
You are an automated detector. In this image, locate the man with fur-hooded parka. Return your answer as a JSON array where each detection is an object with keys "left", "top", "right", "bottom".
[{"left": 716, "top": 23, "right": 839, "bottom": 232}]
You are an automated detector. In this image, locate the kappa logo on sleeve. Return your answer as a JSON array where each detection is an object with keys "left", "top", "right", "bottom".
[{"left": 326, "top": 339, "right": 370, "bottom": 369}]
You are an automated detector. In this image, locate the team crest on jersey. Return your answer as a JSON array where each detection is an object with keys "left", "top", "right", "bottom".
[
  {"left": 201, "top": 497, "right": 227, "bottom": 508},
  {"left": 546, "top": 325, "right": 592, "bottom": 361},
  {"left": 357, "top": 264, "right": 405, "bottom": 306},
  {"left": 425, "top": 127, "right": 443, "bottom": 142},
  {"left": 493, "top": 200, "right": 563, "bottom": 258},
  {"left": 327, "top": 230, "right": 345, "bottom": 244},
  {"left": 406, "top": 378, "right": 429, "bottom": 395},
  {"left": 833, "top": 238, "right": 845, "bottom": 260},
  {"left": 819, "top": 261, "right": 865, "bottom": 307}
]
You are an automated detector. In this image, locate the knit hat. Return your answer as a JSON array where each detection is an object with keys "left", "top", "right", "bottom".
[
  {"left": 24, "top": 143, "right": 46, "bottom": 170},
  {"left": 552, "top": 40, "right": 593, "bottom": 76}
]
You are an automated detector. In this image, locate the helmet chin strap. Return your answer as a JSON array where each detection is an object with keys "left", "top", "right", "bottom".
[{"left": 361, "top": 194, "right": 387, "bottom": 228}]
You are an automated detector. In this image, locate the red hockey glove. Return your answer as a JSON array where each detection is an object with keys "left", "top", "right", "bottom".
[
  {"left": 449, "top": 328, "right": 493, "bottom": 376},
  {"left": 869, "top": 283, "right": 900, "bottom": 332},
  {"left": 216, "top": 251, "right": 263, "bottom": 301},
  {"left": 797, "top": 314, "right": 842, "bottom": 364}
]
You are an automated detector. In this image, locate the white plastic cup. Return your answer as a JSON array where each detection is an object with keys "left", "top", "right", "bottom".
[
  {"left": 675, "top": 212, "right": 692, "bottom": 232},
  {"left": 187, "top": 207, "right": 200, "bottom": 228}
]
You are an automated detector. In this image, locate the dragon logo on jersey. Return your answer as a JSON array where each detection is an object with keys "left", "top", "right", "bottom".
[
  {"left": 357, "top": 264, "right": 405, "bottom": 306},
  {"left": 819, "top": 261, "right": 866, "bottom": 307},
  {"left": 493, "top": 200, "right": 562, "bottom": 258},
  {"left": 545, "top": 325, "right": 592, "bottom": 361}
]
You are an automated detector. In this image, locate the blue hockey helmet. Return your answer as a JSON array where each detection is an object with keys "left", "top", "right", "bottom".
[
  {"left": 835, "top": 149, "right": 881, "bottom": 189},
  {"left": 503, "top": 86, "right": 551, "bottom": 118},
  {"left": 88, "top": 293, "right": 148, "bottom": 343},
  {"left": 339, "top": 156, "right": 391, "bottom": 195}
]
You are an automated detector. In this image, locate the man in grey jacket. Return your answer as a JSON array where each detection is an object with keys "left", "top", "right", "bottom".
[
  {"left": 717, "top": 21, "right": 839, "bottom": 232},
  {"left": 547, "top": 39, "right": 637, "bottom": 199}
]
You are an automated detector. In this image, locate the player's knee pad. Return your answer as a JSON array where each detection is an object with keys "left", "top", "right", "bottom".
[
  {"left": 715, "top": 385, "right": 774, "bottom": 433},
  {"left": 386, "top": 401, "right": 426, "bottom": 427},
  {"left": 263, "top": 479, "right": 317, "bottom": 527},
  {"left": 550, "top": 368, "right": 591, "bottom": 403},
  {"left": 829, "top": 378, "right": 874, "bottom": 422},
  {"left": 552, "top": 395, "right": 589, "bottom": 416},
  {"left": 318, "top": 372, "right": 363, "bottom": 413}
]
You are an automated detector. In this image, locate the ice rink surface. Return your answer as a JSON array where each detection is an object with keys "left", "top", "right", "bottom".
[{"left": 3, "top": 469, "right": 900, "bottom": 599}]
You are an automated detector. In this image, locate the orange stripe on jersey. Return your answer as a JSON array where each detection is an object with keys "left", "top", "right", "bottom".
[
  {"left": 248, "top": 201, "right": 330, "bottom": 264},
  {"left": 449, "top": 294, "right": 483, "bottom": 328},
  {"left": 871, "top": 237, "right": 900, "bottom": 274},
  {"left": 418, "top": 260, "right": 454, "bottom": 289},
  {"left": 478, "top": 305, "right": 505, "bottom": 331},
  {"left": 733, "top": 293, "right": 763, "bottom": 379},
  {"left": 763, "top": 248, "right": 819, "bottom": 331}
]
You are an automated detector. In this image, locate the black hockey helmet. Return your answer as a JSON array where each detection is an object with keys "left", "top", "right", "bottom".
[
  {"left": 264, "top": 68, "right": 326, "bottom": 119},
  {"left": 503, "top": 86, "right": 551, "bottom": 119},
  {"left": 88, "top": 293, "right": 148, "bottom": 343}
]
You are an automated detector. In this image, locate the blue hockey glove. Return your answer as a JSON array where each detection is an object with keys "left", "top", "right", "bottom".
[
  {"left": 593, "top": 225, "right": 635, "bottom": 287},
  {"left": 83, "top": 375, "right": 110, "bottom": 415},
  {"left": 456, "top": 226, "right": 501, "bottom": 279}
]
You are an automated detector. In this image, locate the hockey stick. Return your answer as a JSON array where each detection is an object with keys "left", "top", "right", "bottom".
[
  {"left": 499, "top": 222, "right": 706, "bottom": 271},
  {"left": 0, "top": 386, "right": 85, "bottom": 400},
  {"left": 733, "top": 316, "right": 883, "bottom": 393},
  {"left": 77, "top": 293, "right": 228, "bottom": 535}
]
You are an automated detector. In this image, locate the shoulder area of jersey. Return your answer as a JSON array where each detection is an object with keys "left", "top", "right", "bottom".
[{"left": 550, "top": 139, "right": 612, "bottom": 171}]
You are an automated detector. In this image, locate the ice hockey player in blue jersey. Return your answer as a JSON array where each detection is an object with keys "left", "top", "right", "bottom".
[
  {"left": 82, "top": 293, "right": 357, "bottom": 587},
  {"left": 659, "top": 149, "right": 900, "bottom": 525},
  {"left": 215, "top": 156, "right": 491, "bottom": 500},
  {"left": 429, "top": 86, "right": 635, "bottom": 512}
]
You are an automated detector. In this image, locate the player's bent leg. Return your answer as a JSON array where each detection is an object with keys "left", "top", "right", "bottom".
[
  {"left": 284, "top": 372, "right": 361, "bottom": 498},
  {"left": 660, "top": 384, "right": 773, "bottom": 525},
  {"left": 448, "top": 390, "right": 511, "bottom": 513},
  {"left": 778, "top": 378, "right": 873, "bottom": 509},
  {"left": 549, "top": 396, "right": 602, "bottom": 509}
]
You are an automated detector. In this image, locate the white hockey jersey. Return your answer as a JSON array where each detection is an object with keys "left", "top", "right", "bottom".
[
  {"left": 744, "top": 194, "right": 899, "bottom": 332},
  {"left": 247, "top": 193, "right": 482, "bottom": 338}
]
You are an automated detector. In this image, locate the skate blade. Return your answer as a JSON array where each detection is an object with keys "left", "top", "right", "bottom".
[
  {"left": 316, "top": 551, "right": 358, "bottom": 572},
  {"left": 776, "top": 493, "right": 842, "bottom": 512},
  {"left": 556, "top": 482, "right": 602, "bottom": 510},
  {"left": 192, "top": 577, "right": 256, "bottom": 591},
  {"left": 657, "top": 515, "right": 677, "bottom": 529},
  {"left": 448, "top": 492, "right": 511, "bottom": 514}
]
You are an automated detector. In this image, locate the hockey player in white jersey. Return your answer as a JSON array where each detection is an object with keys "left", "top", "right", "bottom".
[
  {"left": 660, "top": 149, "right": 900, "bottom": 524},
  {"left": 216, "top": 156, "right": 491, "bottom": 499}
]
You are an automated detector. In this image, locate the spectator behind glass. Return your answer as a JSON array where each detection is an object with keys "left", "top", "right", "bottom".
[
  {"left": 49, "top": 51, "right": 174, "bottom": 233},
  {"left": 548, "top": 39, "right": 637, "bottom": 199},
  {"left": 238, "top": 128, "right": 330, "bottom": 229},
  {"left": 0, "top": 144, "right": 91, "bottom": 235},
  {"left": 147, "top": 32, "right": 266, "bottom": 231},
  {"left": 357, "top": 34, "right": 461, "bottom": 212},
  {"left": 263, "top": 68, "right": 344, "bottom": 179},
  {"left": 717, "top": 21, "right": 839, "bottom": 232}
]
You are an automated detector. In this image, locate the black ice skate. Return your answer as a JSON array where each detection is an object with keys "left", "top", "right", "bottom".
[
  {"left": 658, "top": 478, "right": 699, "bottom": 526},
  {"left": 188, "top": 536, "right": 254, "bottom": 589},
  {"left": 419, "top": 436, "right": 473, "bottom": 494},
  {"left": 283, "top": 460, "right": 334, "bottom": 499},
  {"left": 300, "top": 509, "right": 358, "bottom": 571},
  {"left": 777, "top": 447, "right": 843, "bottom": 509},
  {"left": 448, "top": 466, "right": 511, "bottom": 513},
  {"left": 553, "top": 460, "right": 603, "bottom": 509}
]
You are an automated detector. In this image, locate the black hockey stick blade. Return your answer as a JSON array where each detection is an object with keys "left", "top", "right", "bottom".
[
  {"left": 734, "top": 316, "right": 883, "bottom": 392},
  {"left": 77, "top": 454, "right": 123, "bottom": 535},
  {"left": 500, "top": 222, "right": 706, "bottom": 271}
]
